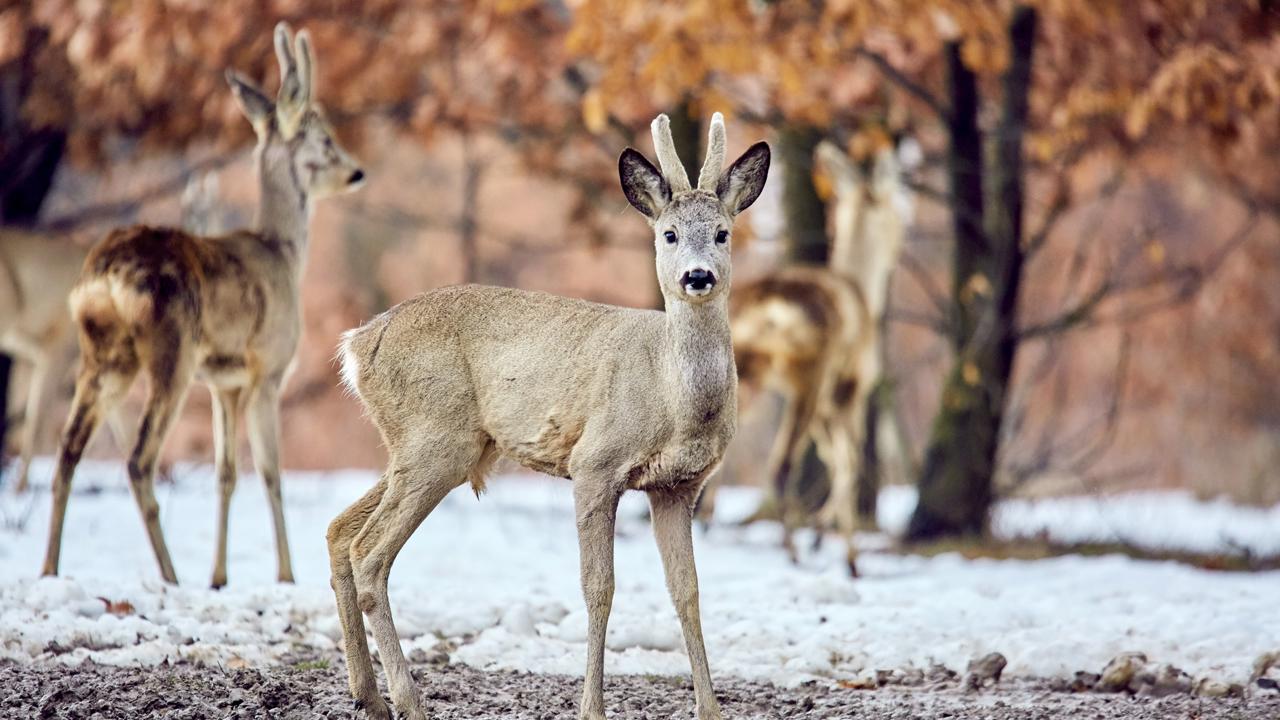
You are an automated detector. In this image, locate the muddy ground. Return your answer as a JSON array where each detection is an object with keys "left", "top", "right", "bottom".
[{"left": 2, "top": 657, "right": 1277, "bottom": 720}]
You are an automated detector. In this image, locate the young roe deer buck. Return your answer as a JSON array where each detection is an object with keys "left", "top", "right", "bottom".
[
  {"left": 724, "top": 138, "right": 912, "bottom": 575},
  {"left": 40, "top": 23, "right": 364, "bottom": 587},
  {"left": 1, "top": 230, "right": 87, "bottom": 493},
  {"left": 327, "top": 113, "right": 769, "bottom": 720}
]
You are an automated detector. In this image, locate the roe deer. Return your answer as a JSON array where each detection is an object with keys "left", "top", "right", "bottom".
[
  {"left": 40, "top": 22, "right": 364, "bottom": 587},
  {"left": 722, "top": 138, "right": 912, "bottom": 575},
  {"left": 1, "top": 230, "right": 87, "bottom": 493},
  {"left": 327, "top": 113, "right": 769, "bottom": 720}
]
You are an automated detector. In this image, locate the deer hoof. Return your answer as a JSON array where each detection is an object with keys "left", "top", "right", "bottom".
[{"left": 353, "top": 696, "right": 392, "bottom": 720}]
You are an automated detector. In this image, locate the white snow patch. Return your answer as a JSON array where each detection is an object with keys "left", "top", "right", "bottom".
[{"left": 0, "top": 458, "right": 1277, "bottom": 687}]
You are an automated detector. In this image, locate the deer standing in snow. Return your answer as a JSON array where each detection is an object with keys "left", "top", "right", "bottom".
[
  {"left": 724, "top": 138, "right": 912, "bottom": 575},
  {"left": 1, "top": 230, "right": 87, "bottom": 493},
  {"left": 40, "top": 23, "right": 364, "bottom": 587},
  {"left": 327, "top": 113, "right": 768, "bottom": 720}
]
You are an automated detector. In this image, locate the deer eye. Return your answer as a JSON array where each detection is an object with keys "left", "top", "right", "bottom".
[
  {"left": 663, "top": 230, "right": 677, "bottom": 244},
  {"left": 715, "top": 230, "right": 729, "bottom": 244}
]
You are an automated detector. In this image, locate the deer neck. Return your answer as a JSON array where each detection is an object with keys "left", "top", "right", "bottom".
[
  {"left": 254, "top": 137, "right": 311, "bottom": 276},
  {"left": 830, "top": 187, "right": 901, "bottom": 320},
  {"left": 829, "top": 185, "right": 870, "bottom": 280},
  {"left": 661, "top": 295, "right": 735, "bottom": 429}
]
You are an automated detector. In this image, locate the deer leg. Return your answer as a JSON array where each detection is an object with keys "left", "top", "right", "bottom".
[
  {"left": 574, "top": 479, "right": 621, "bottom": 720},
  {"left": 245, "top": 380, "right": 293, "bottom": 583},
  {"left": 210, "top": 386, "right": 243, "bottom": 589},
  {"left": 772, "top": 387, "right": 819, "bottom": 563},
  {"left": 14, "top": 353, "right": 50, "bottom": 493},
  {"left": 351, "top": 449, "right": 476, "bottom": 720},
  {"left": 827, "top": 418, "right": 860, "bottom": 577},
  {"left": 126, "top": 344, "right": 193, "bottom": 585},
  {"left": 41, "top": 354, "right": 135, "bottom": 574},
  {"left": 650, "top": 486, "right": 722, "bottom": 720},
  {"left": 327, "top": 475, "right": 389, "bottom": 718}
]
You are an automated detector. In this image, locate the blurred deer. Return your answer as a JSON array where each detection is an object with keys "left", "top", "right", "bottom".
[
  {"left": 1, "top": 230, "right": 87, "bottom": 493},
  {"left": 722, "top": 138, "right": 912, "bottom": 575},
  {"left": 328, "top": 113, "right": 768, "bottom": 720},
  {"left": 40, "top": 23, "right": 365, "bottom": 587}
]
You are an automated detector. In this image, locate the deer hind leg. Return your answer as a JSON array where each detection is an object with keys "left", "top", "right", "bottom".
[
  {"left": 650, "top": 485, "right": 722, "bottom": 720},
  {"left": 126, "top": 331, "right": 195, "bottom": 585},
  {"left": 210, "top": 386, "right": 243, "bottom": 589},
  {"left": 771, "top": 381, "right": 821, "bottom": 563},
  {"left": 327, "top": 475, "right": 389, "bottom": 718},
  {"left": 42, "top": 354, "right": 137, "bottom": 576},
  {"left": 350, "top": 436, "right": 494, "bottom": 720},
  {"left": 245, "top": 380, "right": 293, "bottom": 583}
]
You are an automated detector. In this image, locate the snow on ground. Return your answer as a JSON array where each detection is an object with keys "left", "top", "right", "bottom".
[{"left": 1, "top": 458, "right": 1277, "bottom": 688}]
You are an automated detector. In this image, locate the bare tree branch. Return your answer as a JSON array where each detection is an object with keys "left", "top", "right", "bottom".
[
  {"left": 1019, "top": 208, "right": 1260, "bottom": 339},
  {"left": 38, "top": 153, "right": 241, "bottom": 233},
  {"left": 853, "top": 47, "right": 948, "bottom": 121}
]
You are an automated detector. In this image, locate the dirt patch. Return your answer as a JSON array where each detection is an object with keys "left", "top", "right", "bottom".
[{"left": 2, "top": 657, "right": 1277, "bottom": 719}]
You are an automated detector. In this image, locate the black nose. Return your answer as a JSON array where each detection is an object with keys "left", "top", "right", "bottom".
[
  {"left": 348, "top": 169, "right": 365, "bottom": 184},
  {"left": 681, "top": 268, "right": 716, "bottom": 292}
]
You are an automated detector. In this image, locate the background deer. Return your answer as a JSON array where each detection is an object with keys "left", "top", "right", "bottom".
[
  {"left": 327, "top": 113, "right": 768, "bottom": 720},
  {"left": 1, "top": 230, "right": 87, "bottom": 493},
  {"left": 722, "top": 138, "right": 913, "bottom": 575},
  {"left": 40, "top": 22, "right": 364, "bottom": 587}
]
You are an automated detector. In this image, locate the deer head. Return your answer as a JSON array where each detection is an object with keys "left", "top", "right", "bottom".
[
  {"left": 225, "top": 22, "right": 364, "bottom": 200},
  {"left": 619, "top": 113, "right": 770, "bottom": 306}
]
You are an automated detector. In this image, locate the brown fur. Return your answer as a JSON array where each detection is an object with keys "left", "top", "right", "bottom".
[
  {"left": 327, "top": 113, "right": 766, "bottom": 720},
  {"left": 40, "top": 23, "right": 363, "bottom": 587},
  {"left": 712, "top": 141, "right": 912, "bottom": 576},
  {"left": 0, "top": 230, "right": 87, "bottom": 492}
]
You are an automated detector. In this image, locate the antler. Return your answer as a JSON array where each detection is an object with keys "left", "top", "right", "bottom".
[
  {"left": 697, "top": 112, "right": 726, "bottom": 191},
  {"left": 650, "top": 114, "right": 692, "bottom": 193}
]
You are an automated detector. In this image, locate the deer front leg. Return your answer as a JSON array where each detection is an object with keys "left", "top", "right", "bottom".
[
  {"left": 649, "top": 485, "right": 723, "bottom": 720},
  {"left": 14, "top": 353, "right": 51, "bottom": 493},
  {"left": 573, "top": 479, "right": 621, "bottom": 720},
  {"left": 210, "top": 386, "right": 242, "bottom": 589},
  {"left": 819, "top": 416, "right": 860, "bottom": 577},
  {"left": 245, "top": 380, "right": 293, "bottom": 583}
]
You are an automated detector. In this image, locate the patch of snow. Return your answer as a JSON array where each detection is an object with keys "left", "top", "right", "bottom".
[{"left": 0, "top": 458, "right": 1277, "bottom": 688}]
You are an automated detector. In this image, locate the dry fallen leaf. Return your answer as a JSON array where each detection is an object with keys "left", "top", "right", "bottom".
[{"left": 96, "top": 597, "right": 136, "bottom": 617}]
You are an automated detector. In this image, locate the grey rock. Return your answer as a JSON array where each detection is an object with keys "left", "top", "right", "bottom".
[
  {"left": 1097, "top": 652, "right": 1148, "bottom": 692},
  {"left": 964, "top": 652, "right": 1008, "bottom": 690}
]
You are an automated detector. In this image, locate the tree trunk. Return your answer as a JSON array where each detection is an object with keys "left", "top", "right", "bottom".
[
  {"left": 458, "top": 134, "right": 484, "bottom": 283},
  {"left": 943, "top": 41, "right": 985, "bottom": 350},
  {"left": 857, "top": 385, "right": 882, "bottom": 522},
  {"left": 907, "top": 6, "right": 1037, "bottom": 541},
  {"left": 666, "top": 99, "right": 703, "bottom": 184},
  {"left": 777, "top": 124, "right": 828, "bottom": 265}
]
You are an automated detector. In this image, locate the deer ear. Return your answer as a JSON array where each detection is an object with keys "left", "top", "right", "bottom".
[
  {"left": 226, "top": 70, "right": 273, "bottom": 135},
  {"left": 619, "top": 148, "right": 671, "bottom": 220},
  {"left": 717, "top": 142, "right": 770, "bottom": 216}
]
